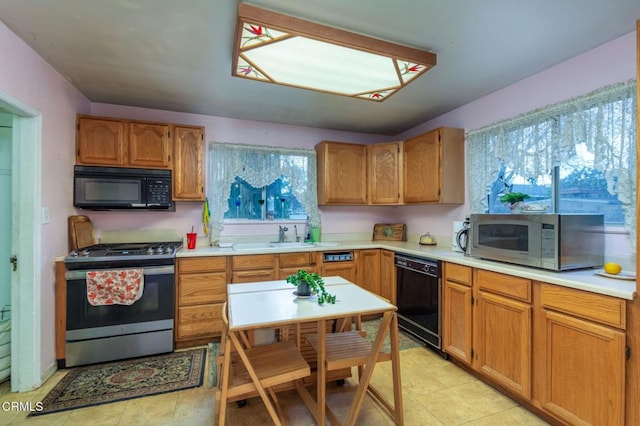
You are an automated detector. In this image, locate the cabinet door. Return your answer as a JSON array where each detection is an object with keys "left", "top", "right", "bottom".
[
  {"left": 367, "top": 142, "right": 402, "bottom": 204},
  {"left": 442, "top": 280, "right": 473, "bottom": 364},
  {"left": 128, "top": 121, "right": 171, "bottom": 168},
  {"left": 356, "top": 249, "right": 381, "bottom": 295},
  {"left": 76, "top": 117, "right": 126, "bottom": 165},
  {"left": 474, "top": 291, "right": 532, "bottom": 398},
  {"left": 173, "top": 125, "right": 205, "bottom": 200},
  {"left": 379, "top": 250, "right": 395, "bottom": 304},
  {"left": 403, "top": 129, "right": 439, "bottom": 203},
  {"left": 539, "top": 310, "right": 625, "bottom": 426},
  {"left": 316, "top": 141, "right": 367, "bottom": 204},
  {"left": 320, "top": 262, "right": 356, "bottom": 282},
  {"left": 177, "top": 304, "right": 222, "bottom": 339},
  {"left": 402, "top": 127, "right": 465, "bottom": 204}
]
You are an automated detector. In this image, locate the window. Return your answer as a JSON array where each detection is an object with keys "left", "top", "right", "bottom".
[
  {"left": 223, "top": 176, "right": 308, "bottom": 220},
  {"left": 469, "top": 81, "right": 636, "bottom": 243},
  {"left": 207, "top": 142, "right": 319, "bottom": 241}
]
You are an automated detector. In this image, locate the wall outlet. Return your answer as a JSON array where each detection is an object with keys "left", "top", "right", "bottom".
[{"left": 42, "top": 206, "right": 50, "bottom": 224}]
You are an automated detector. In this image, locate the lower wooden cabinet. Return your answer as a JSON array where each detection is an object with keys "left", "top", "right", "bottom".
[
  {"left": 320, "top": 252, "right": 357, "bottom": 282},
  {"left": 175, "top": 256, "right": 227, "bottom": 347},
  {"left": 231, "top": 254, "right": 277, "bottom": 283},
  {"left": 536, "top": 283, "right": 626, "bottom": 425},
  {"left": 442, "top": 263, "right": 473, "bottom": 364},
  {"left": 474, "top": 269, "right": 532, "bottom": 399},
  {"left": 356, "top": 249, "right": 381, "bottom": 294},
  {"left": 443, "top": 264, "right": 532, "bottom": 398},
  {"left": 277, "top": 252, "right": 317, "bottom": 278},
  {"left": 443, "top": 262, "right": 628, "bottom": 425}
]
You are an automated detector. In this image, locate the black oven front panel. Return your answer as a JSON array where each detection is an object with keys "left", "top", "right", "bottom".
[{"left": 66, "top": 266, "right": 174, "bottom": 331}]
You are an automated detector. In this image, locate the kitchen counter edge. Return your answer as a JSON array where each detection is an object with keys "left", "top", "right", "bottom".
[{"left": 177, "top": 240, "right": 636, "bottom": 300}]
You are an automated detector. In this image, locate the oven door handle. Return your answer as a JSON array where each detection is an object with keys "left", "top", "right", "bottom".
[{"left": 66, "top": 265, "right": 174, "bottom": 280}]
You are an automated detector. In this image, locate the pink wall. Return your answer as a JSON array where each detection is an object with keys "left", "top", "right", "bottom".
[
  {"left": 0, "top": 21, "right": 90, "bottom": 375},
  {"left": 394, "top": 32, "right": 637, "bottom": 258},
  {"left": 88, "top": 103, "right": 396, "bottom": 240},
  {"left": 0, "top": 17, "right": 635, "bottom": 383}
]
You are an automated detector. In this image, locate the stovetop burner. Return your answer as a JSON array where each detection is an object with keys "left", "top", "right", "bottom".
[{"left": 65, "top": 241, "right": 183, "bottom": 267}]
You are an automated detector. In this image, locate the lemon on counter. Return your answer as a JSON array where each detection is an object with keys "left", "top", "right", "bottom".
[{"left": 604, "top": 262, "right": 622, "bottom": 275}]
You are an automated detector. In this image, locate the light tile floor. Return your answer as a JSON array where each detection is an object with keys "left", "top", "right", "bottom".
[{"left": 0, "top": 347, "right": 550, "bottom": 425}]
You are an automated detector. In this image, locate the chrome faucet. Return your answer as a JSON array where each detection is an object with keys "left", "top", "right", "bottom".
[{"left": 278, "top": 226, "right": 288, "bottom": 243}]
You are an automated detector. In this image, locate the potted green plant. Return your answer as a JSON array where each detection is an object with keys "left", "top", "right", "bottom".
[
  {"left": 499, "top": 192, "right": 530, "bottom": 212},
  {"left": 285, "top": 270, "right": 336, "bottom": 304}
]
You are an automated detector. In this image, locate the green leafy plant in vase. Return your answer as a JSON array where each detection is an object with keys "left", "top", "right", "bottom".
[
  {"left": 499, "top": 192, "right": 530, "bottom": 211},
  {"left": 286, "top": 270, "right": 336, "bottom": 305}
]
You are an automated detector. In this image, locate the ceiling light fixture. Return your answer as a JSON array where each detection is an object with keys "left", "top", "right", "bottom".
[{"left": 232, "top": 3, "right": 437, "bottom": 102}]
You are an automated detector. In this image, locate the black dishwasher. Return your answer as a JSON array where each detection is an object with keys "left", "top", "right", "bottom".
[{"left": 395, "top": 254, "right": 441, "bottom": 351}]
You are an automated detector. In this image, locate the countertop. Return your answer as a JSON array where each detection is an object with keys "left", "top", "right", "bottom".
[{"left": 178, "top": 240, "right": 637, "bottom": 300}]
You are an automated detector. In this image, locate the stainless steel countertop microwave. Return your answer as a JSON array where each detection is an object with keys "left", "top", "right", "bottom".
[
  {"left": 73, "top": 165, "right": 174, "bottom": 210},
  {"left": 468, "top": 213, "right": 604, "bottom": 271}
]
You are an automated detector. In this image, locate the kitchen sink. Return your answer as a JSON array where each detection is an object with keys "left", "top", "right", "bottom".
[{"left": 232, "top": 242, "right": 314, "bottom": 251}]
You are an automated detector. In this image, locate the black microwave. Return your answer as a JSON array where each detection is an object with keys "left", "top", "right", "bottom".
[{"left": 73, "top": 165, "right": 174, "bottom": 210}]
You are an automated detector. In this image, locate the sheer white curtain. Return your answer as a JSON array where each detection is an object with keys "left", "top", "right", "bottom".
[
  {"left": 467, "top": 80, "right": 637, "bottom": 245},
  {"left": 207, "top": 142, "right": 320, "bottom": 241}
]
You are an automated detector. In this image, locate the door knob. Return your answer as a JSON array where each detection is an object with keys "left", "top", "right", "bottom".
[{"left": 9, "top": 256, "right": 17, "bottom": 271}]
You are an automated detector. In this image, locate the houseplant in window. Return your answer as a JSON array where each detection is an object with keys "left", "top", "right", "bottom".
[
  {"left": 286, "top": 270, "right": 336, "bottom": 304},
  {"left": 499, "top": 192, "right": 530, "bottom": 213}
]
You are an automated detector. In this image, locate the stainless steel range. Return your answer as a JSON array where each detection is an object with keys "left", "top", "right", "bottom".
[{"left": 62, "top": 241, "right": 182, "bottom": 367}]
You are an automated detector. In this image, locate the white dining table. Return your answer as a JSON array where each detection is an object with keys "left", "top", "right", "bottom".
[{"left": 226, "top": 276, "right": 404, "bottom": 425}]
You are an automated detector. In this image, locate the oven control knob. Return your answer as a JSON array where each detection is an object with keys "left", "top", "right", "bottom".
[
  {"left": 147, "top": 247, "right": 155, "bottom": 255},
  {"left": 69, "top": 250, "right": 78, "bottom": 257},
  {"left": 80, "top": 249, "right": 90, "bottom": 257}
]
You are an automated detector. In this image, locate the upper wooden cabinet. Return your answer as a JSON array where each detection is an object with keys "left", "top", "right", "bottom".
[
  {"left": 76, "top": 117, "right": 126, "bottom": 166},
  {"left": 173, "top": 125, "right": 205, "bottom": 200},
  {"left": 367, "top": 142, "right": 402, "bottom": 204},
  {"left": 316, "top": 141, "right": 367, "bottom": 205},
  {"left": 76, "top": 115, "right": 205, "bottom": 201},
  {"left": 77, "top": 116, "right": 170, "bottom": 168},
  {"left": 403, "top": 127, "right": 465, "bottom": 204},
  {"left": 316, "top": 127, "right": 464, "bottom": 206},
  {"left": 127, "top": 121, "right": 171, "bottom": 168}
]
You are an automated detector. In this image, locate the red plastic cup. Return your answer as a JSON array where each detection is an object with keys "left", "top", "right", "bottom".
[{"left": 186, "top": 233, "right": 197, "bottom": 249}]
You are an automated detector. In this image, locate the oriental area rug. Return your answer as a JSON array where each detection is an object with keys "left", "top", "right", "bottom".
[
  {"left": 30, "top": 348, "right": 205, "bottom": 416},
  {"left": 362, "top": 319, "right": 422, "bottom": 352}
]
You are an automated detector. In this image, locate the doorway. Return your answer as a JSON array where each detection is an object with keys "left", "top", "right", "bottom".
[
  {"left": 0, "top": 92, "right": 42, "bottom": 392},
  {"left": 0, "top": 113, "right": 11, "bottom": 384}
]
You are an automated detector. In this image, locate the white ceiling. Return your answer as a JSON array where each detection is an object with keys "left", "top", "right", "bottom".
[{"left": 1, "top": 0, "right": 639, "bottom": 135}]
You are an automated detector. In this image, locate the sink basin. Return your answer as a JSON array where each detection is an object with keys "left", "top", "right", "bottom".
[{"left": 232, "top": 242, "right": 314, "bottom": 251}]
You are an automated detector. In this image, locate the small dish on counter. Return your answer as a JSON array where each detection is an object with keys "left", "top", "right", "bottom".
[{"left": 595, "top": 270, "right": 636, "bottom": 281}]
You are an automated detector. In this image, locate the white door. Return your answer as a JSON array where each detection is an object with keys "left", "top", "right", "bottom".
[{"left": 0, "top": 113, "right": 11, "bottom": 312}]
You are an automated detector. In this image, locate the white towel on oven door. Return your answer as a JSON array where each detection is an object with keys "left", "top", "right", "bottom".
[{"left": 86, "top": 268, "right": 145, "bottom": 306}]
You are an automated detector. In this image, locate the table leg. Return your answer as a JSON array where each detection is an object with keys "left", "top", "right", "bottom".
[
  {"left": 344, "top": 311, "right": 393, "bottom": 426},
  {"left": 317, "top": 318, "right": 327, "bottom": 423},
  {"left": 389, "top": 312, "right": 404, "bottom": 425}
]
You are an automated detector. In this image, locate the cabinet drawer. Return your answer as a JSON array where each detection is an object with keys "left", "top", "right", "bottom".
[
  {"left": 178, "top": 272, "right": 227, "bottom": 305},
  {"left": 177, "top": 303, "right": 223, "bottom": 339},
  {"left": 540, "top": 283, "right": 626, "bottom": 329},
  {"left": 232, "top": 254, "right": 276, "bottom": 270},
  {"left": 279, "top": 252, "right": 314, "bottom": 268},
  {"left": 476, "top": 269, "right": 531, "bottom": 302},
  {"left": 232, "top": 269, "right": 276, "bottom": 283},
  {"left": 178, "top": 256, "right": 226, "bottom": 273},
  {"left": 445, "top": 263, "right": 472, "bottom": 286}
]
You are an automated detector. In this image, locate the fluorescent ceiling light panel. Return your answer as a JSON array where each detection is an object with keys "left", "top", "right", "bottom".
[{"left": 232, "top": 3, "right": 437, "bottom": 102}]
